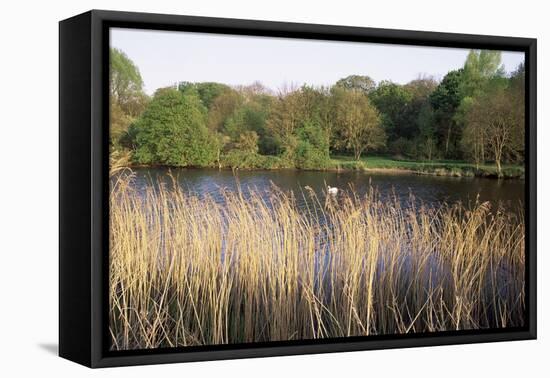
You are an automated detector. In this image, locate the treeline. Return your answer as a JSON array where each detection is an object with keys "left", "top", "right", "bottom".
[{"left": 110, "top": 48, "right": 525, "bottom": 174}]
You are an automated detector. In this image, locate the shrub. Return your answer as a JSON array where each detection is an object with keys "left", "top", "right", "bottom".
[{"left": 294, "top": 120, "right": 331, "bottom": 169}]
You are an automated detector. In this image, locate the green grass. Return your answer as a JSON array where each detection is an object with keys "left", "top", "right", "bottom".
[
  {"left": 113, "top": 147, "right": 524, "bottom": 179},
  {"left": 330, "top": 155, "right": 524, "bottom": 178}
]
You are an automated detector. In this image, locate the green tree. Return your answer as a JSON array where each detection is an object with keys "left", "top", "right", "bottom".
[
  {"left": 178, "top": 82, "right": 232, "bottom": 109},
  {"left": 460, "top": 50, "right": 504, "bottom": 98},
  {"left": 224, "top": 99, "right": 273, "bottom": 154},
  {"left": 370, "top": 81, "right": 413, "bottom": 142},
  {"left": 508, "top": 62, "right": 526, "bottom": 163},
  {"left": 510, "top": 62, "right": 525, "bottom": 92},
  {"left": 225, "top": 105, "right": 253, "bottom": 140},
  {"left": 335, "top": 75, "right": 376, "bottom": 94},
  {"left": 417, "top": 102, "right": 437, "bottom": 160},
  {"left": 207, "top": 89, "right": 243, "bottom": 132},
  {"left": 453, "top": 51, "right": 504, "bottom": 155},
  {"left": 297, "top": 85, "right": 335, "bottom": 155},
  {"left": 265, "top": 86, "right": 332, "bottom": 168},
  {"left": 110, "top": 48, "right": 146, "bottom": 115},
  {"left": 109, "top": 48, "right": 148, "bottom": 147},
  {"left": 266, "top": 88, "right": 303, "bottom": 160},
  {"left": 130, "top": 88, "right": 216, "bottom": 167},
  {"left": 333, "top": 89, "right": 385, "bottom": 160},
  {"left": 461, "top": 96, "right": 485, "bottom": 168},
  {"left": 404, "top": 77, "right": 438, "bottom": 159},
  {"left": 458, "top": 52, "right": 524, "bottom": 168},
  {"left": 295, "top": 119, "right": 330, "bottom": 169},
  {"left": 463, "top": 82, "right": 523, "bottom": 174},
  {"left": 429, "top": 69, "right": 464, "bottom": 158},
  {"left": 405, "top": 76, "right": 438, "bottom": 99}
]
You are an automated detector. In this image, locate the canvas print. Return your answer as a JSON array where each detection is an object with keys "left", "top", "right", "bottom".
[{"left": 108, "top": 28, "right": 526, "bottom": 351}]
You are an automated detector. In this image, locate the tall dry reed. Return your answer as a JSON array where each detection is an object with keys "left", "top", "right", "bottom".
[{"left": 109, "top": 172, "right": 525, "bottom": 350}]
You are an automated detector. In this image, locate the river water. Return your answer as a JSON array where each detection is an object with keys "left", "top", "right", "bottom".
[{"left": 127, "top": 167, "right": 524, "bottom": 215}]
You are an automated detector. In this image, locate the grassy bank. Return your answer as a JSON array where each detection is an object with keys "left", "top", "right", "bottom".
[
  {"left": 330, "top": 156, "right": 524, "bottom": 178},
  {"left": 109, "top": 174, "right": 525, "bottom": 350},
  {"left": 112, "top": 150, "right": 524, "bottom": 179}
]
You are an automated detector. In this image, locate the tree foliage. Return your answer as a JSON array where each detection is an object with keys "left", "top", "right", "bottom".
[
  {"left": 178, "top": 81, "right": 232, "bottom": 109},
  {"left": 109, "top": 48, "right": 148, "bottom": 147},
  {"left": 110, "top": 48, "right": 146, "bottom": 115},
  {"left": 463, "top": 80, "right": 524, "bottom": 173},
  {"left": 130, "top": 88, "right": 217, "bottom": 167},
  {"left": 265, "top": 86, "right": 332, "bottom": 168},
  {"left": 335, "top": 75, "right": 376, "bottom": 94},
  {"left": 207, "top": 88, "right": 243, "bottom": 132},
  {"left": 333, "top": 89, "right": 385, "bottom": 160},
  {"left": 429, "top": 69, "right": 464, "bottom": 157},
  {"left": 111, "top": 47, "right": 525, "bottom": 172},
  {"left": 370, "top": 81, "right": 413, "bottom": 142},
  {"left": 460, "top": 50, "right": 503, "bottom": 98}
]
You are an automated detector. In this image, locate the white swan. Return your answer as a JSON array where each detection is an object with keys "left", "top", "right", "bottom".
[{"left": 327, "top": 186, "right": 339, "bottom": 195}]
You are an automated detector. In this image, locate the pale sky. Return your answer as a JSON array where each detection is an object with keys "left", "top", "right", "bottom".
[{"left": 111, "top": 27, "right": 525, "bottom": 96}]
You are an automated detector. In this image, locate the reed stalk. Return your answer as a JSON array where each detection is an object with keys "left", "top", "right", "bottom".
[{"left": 109, "top": 173, "right": 525, "bottom": 350}]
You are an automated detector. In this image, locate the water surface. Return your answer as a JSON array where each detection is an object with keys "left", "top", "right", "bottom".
[{"left": 127, "top": 167, "right": 525, "bottom": 214}]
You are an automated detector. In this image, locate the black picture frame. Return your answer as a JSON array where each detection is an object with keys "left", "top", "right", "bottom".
[{"left": 59, "top": 9, "right": 537, "bottom": 368}]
